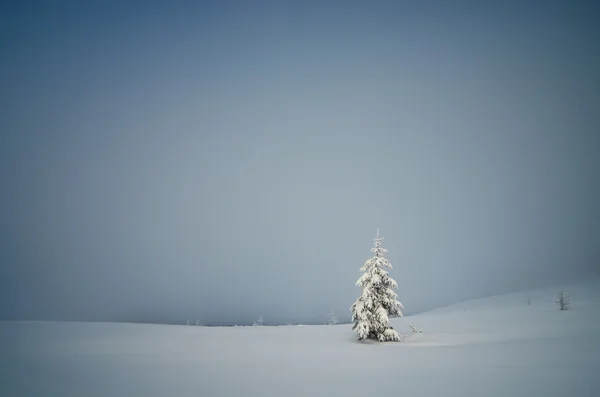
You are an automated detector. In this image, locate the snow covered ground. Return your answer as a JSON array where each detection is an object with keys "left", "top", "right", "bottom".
[{"left": 2, "top": 279, "right": 599, "bottom": 397}]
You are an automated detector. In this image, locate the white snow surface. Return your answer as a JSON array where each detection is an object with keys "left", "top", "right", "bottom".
[{"left": 2, "top": 279, "right": 599, "bottom": 396}]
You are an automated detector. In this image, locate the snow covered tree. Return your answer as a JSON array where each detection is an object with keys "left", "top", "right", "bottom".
[
  {"left": 328, "top": 309, "right": 339, "bottom": 325},
  {"left": 351, "top": 229, "right": 403, "bottom": 342},
  {"left": 253, "top": 316, "right": 264, "bottom": 326},
  {"left": 555, "top": 290, "right": 571, "bottom": 311}
]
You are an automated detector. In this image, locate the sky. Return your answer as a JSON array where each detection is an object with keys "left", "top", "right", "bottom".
[{"left": 1, "top": 0, "right": 599, "bottom": 325}]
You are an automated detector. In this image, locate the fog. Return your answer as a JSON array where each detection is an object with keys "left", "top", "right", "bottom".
[{"left": 1, "top": 1, "right": 599, "bottom": 325}]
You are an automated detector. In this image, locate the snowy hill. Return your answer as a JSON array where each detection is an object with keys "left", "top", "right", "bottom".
[
  {"left": 2, "top": 279, "right": 599, "bottom": 397},
  {"left": 393, "top": 278, "right": 600, "bottom": 347}
]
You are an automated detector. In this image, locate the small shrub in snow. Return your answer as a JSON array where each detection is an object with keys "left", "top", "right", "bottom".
[
  {"left": 328, "top": 310, "right": 339, "bottom": 325},
  {"left": 555, "top": 291, "right": 571, "bottom": 311},
  {"left": 409, "top": 325, "right": 423, "bottom": 334},
  {"left": 253, "top": 316, "right": 264, "bottom": 326},
  {"left": 350, "top": 230, "right": 403, "bottom": 342}
]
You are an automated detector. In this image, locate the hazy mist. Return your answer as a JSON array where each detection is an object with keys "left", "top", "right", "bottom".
[{"left": 1, "top": 1, "right": 599, "bottom": 325}]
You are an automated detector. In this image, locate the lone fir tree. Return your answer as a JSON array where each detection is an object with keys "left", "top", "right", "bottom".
[{"left": 351, "top": 229, "right": 403, "bottom": 341}]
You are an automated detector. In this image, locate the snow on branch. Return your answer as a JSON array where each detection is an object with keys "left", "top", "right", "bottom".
[{"left": 350, "top": 229, "right": 404, "bottom": 342}]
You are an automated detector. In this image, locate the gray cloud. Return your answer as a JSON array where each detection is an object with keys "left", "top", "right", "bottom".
[{"left": 1, "top": 1, "right": 599, "bottom": 325}]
